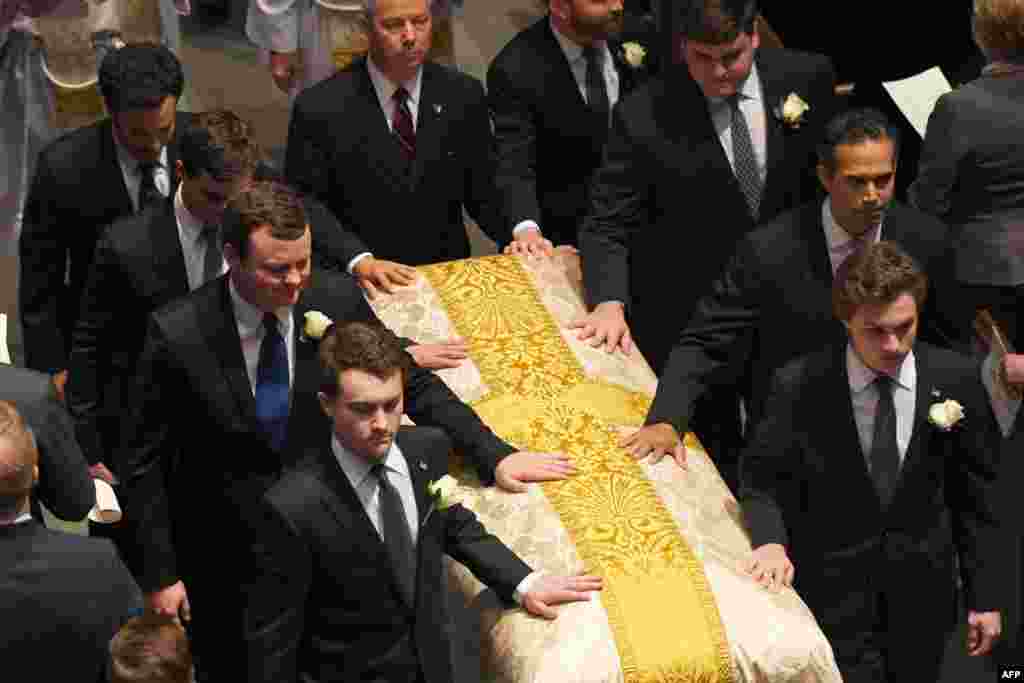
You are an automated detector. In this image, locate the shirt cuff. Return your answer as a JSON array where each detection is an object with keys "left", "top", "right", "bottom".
[
  {"left": 512, "top": 220, "right": 541, "bottom": 237},
  {"left": 512, "top": 570, "right": 542, "bottom": 605},
  {"left": 346, "top": 252, "right": 373, "bottom": 275}
]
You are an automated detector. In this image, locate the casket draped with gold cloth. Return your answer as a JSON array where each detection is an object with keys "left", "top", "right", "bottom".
[{"left": 368, "top": 254, "right": 842, "bottom": 683}]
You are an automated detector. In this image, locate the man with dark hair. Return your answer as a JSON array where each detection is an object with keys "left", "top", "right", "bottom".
[
  {"left": 121, "top": 180, "right": 572, "bottom": 680},
  {"left": 244, "top": 321, "right": 602, "bottom": 683},
  {"left": 740, "top": 241, "right": 1004, "bottom": 682},
  {"left": 487, "top": 0, "right": 655, "bottom": 255},
  {"left": 574, "top": 0, "right": 836, "bottom": 480},
  {"left": 0, "top": 400, "right": 142, "bottom": 683},
  {"left": 19, "top": 42, "right": 190, "bottom": 394},
  {"left": 628, "top": 109, "right": 955, "bottom": 485},
  {"left": 109, "top": 613, "right": 193, "bottom": 683}
]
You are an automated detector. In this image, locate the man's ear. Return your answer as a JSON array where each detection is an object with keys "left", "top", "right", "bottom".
[
  {"left": 32, "top": 464, "right": 39, "bottom": 487},
  {"left": 816, "top": 163, "right": 832, "bottom": 194},
  {"left": 222, "top": 240, "right": 239, "bottom": 269},
  {"left": 317, "top": 392, "right": 333, "bottom": 419},
  {"left": 175, "top": 159, "right": 185, "bottom": 183}
]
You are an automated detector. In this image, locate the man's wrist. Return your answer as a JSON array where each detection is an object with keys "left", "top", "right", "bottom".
[
  {"left": 513, "top": 570, "right": 542, "bottom": 605},
  {"left": 347, "top": 252, "right": 373, "bottom": 275}
]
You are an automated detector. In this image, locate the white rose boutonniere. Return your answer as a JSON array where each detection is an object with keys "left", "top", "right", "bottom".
[
  {"left": 775, "top": 92, "right": 810, "bottom": 129},
  {"left": 427, "top": 474, "right": 458, "bottom": 510},
  {"left": 621, "top": 41, "right": 646, "bottom": 69},
  {"left": 302, "top": 311, "right": 333, "bottom": 341},
  {"left": 928, "top": 399, "right": 965, "bottom": 431}
]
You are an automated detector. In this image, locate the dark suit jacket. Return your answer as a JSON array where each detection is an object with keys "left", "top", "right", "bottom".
[
  {"left": 285, "top": 59, "right": 505, "bottom": 266},
  {"left": 487, "top": 17, "right": 652, "bottom": 247},
  {"left": 122, "top": 270, "right": 513, "bottom": 595},
  {"left": 740, "top": 343, "right": 1005, "bottom": 676},
  {"left": 244, "top": 427, "right": 531, "bottom": 683},
  {"left": 579, "top": 49, "right": 837, "bottom": 373},
  {"left": 0, "top": 364, "right": 93, "bottom": 523},
  {"left": 19, "top": 113, "right": 191, "bottom": 374},
  {"left": 0, "top": 521, "right": 142, "bottom": 683},
  {"left": 647, "top": 201, "right": 956, "bottom": 436},
  {"left": 910, "top": 71, "right": 1024, "bottom": 287}
]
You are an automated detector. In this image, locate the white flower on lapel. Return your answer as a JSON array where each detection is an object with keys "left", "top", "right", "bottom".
[
  {"left": 427, "top": 475, "right": 458, "bottom": 511},
  {"left": 302, "top": 310, "right": 333, "bottom": 341},
  {"left": 775, "top": 92, "right": 810, "bottom": 129},
  {"left": 621, "top": 42, "right": 646, "bottom": 68},
  {"left": 928, "top": 399, "right": 965, "bottom": 431}
]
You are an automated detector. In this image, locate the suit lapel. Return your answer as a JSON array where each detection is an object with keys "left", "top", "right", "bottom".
[
  {"left": 801, "top": 203, "right": 837, "bottom": 289},
  {"left": 396, "top": 431, "right": 432, "bottom": 529},
  {"left": 541, "top": 19, "right": 588, "bottom": 110},
  {"left": 354, "top": 61, "right": 414, "bottom": 190},
  {"left": 411, "top": 64, "right": 444, "bottom": 189},
  {"left": 891, "top": 347, "right": 933, "bottom": 498},
  {"left": 198, "top": 277, "right": 259, "bottom": 428},
  {"left": 148, "top": 208, "right": 190, "bottom": 298},
  {"left": 98, "top": 120, "right": 135, "bottom": 216},
  {"left": 754, "top": 51, "right": 787, "bottom": 207},
  {"left": 661, "top": 69, "right": 737, "bottom": 189}
]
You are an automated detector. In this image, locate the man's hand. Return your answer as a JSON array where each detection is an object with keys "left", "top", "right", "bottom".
[
  {"left": 408, "top": 340, "right": 469, "bottom": 369},
  {"left": 620, "top": 423, "right": 687, "bottom": 468},
  {"left": 52, "top": 370, "right": 68, "bottom": 404},
  {"left": 146, "top": 581, "right": 191, "bottom": 624},
  {"left": 352, "top": 256, "right": 418, "bottom": 299},
  {"left": 88, "top": 462, "right": 118, "bottom": 485},
  {"left": 521, "top": 573, "right": 604, "bottom": 619},
  {"left": 568, "top": 301, "right": 633, "bottom": 355},
  {"left": 1002, "top": 353, "right": 1024, "bottom": 386},
  {"left": 745, "top": 544, "right": 794, "bottom": 591},
  {"left": 269, "top": 50, "right": 299, "bottom": 94},
  {"left": 504, "top": 227, "right": 554, "bottom": 258},
  {"left": 966, "top": 610, "right": 1001, "bottom": 656},
  {"left": 494, "top": 451, "right": 576, "bottom": 493}
]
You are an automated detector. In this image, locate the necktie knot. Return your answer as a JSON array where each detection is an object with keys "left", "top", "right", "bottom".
[
  {"left": 136, "top": 161, "right": 163, "bottom": 212},
  {"left": 394, "top": 87, "right": 410, "bottom": 105},
  {"left": 392, "top": 87, "right": 416, "bottom": 162},
  {"left": 263, "top": 312, "right": 279, "bottom": 334}
]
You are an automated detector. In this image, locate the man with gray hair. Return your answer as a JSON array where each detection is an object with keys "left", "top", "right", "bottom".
[{"left": 0, "top": 400, "right": 142, "bottom": 682}]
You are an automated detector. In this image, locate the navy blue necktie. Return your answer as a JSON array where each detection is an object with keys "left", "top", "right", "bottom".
[{"left": 256, "top": 313, "right": 289, "bottom": 451}]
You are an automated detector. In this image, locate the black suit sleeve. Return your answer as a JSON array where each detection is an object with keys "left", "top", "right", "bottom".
[
  {"left": 908, "top": 92, "right": 962, "bottom": 219},
  {"left": 20, "top": 150, "right": 71, "bottom": 373},
  {"left": 442, "top": 501, "right": 532, "bottom": 603},
  {"left": 646, "top": 237, "right": 762, "bottom": 433},
  {"left": 304, "top": 194, "right": 370, "bottom": 274},
  {"left": 244, "top": 493, "right": 310, "bottom": 683},
  {"left": 579, "top": 100, "right": 651, "bottom": 308},
  {"left": 486, "top": 52, "right": 544, "bottom": 237},
  {"left": 459, "top": 77, "right": 509, "bottom": 247},
  {"left": 285, "top": 96, "right": 335, "bottom": 205},
  {"left": 947, "top": 358, "right": 1008, "bottom": 613},
  {"left": 20, "top": 387, "right": 94, "bottom": 522},
  {"left": 738, "top": 361, "right": 805, "bottom": 549},
  {"left": 66, "top": 229, "right": 121, "bottom": 465},
  {"left": 120, "top": 315, "right": 181, "bottom": 592}
]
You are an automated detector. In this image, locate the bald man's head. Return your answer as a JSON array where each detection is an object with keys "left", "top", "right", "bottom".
[{"left": 0, "top": 401, "right": 38, "bottom": 520}]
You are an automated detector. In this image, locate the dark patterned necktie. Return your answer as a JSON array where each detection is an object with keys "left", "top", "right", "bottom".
[
  {"left": 373, "top": 463, "right": 416, "bottom": 605},
  {"left": 255, "top": 313, "right": 289, "bottom": 451},
  {"left": 727, "top": 95, "right": 762, "bottom": 220},
  {"left": 584, "top": 44, "right": 610, "bottom": 134},
  {"left": 392, "top": 87, "right": 416, "bottom": 162},
  {"left": 870, "top": 375, "right": 900, "bottom": 507},
  {"left": 200, "top": 224, "right": 223, "bottom": 286},
  {"left": 137, "top": 161, "right": 164, "bottom": 213}
]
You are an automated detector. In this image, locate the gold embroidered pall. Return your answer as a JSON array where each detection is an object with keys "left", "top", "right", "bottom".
[{"left": 370, "top": 254, "right": 843, "bottom": 683}]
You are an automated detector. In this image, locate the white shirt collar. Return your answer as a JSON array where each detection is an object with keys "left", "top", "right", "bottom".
[
  {"left": 227, "top": 277, "right": 291, "bottom": 333},
  {"left": 367, "top": 53, "right": 423, "bottom": 113},
  {"left": 847, "top": 343, "right": 916, "bottom": 395},
  {"left": 708, "top": 60, "right": 762, "bottom": 107},
  {"left": 0, "top": 512, "right": 33, "bottom": 526},
  {"left": 112, "top": 126, "right": 168, "bottom": 174},
  {"left": 331, "top": 434, "right": 409, "bottom": 491},
  {"left": 823, "top": 198, "right": 883, "bottom": 253},
  {"left": 174, "top": 184, "right": 204, "bottom": 243},
  {"left": 549, "top": 17, "right": 607, "bottom": 64}
]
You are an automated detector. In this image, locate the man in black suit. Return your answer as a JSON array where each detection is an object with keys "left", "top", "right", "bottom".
[
  {"left": 0, "top": 363, "right": 93, "bottom": 524},
  {"left": 284, "top": 0, "right": 505, "bottom": 288},
  {"left": 575, "top": 0, "right": 836, "bottom": 373},
  {"left": 19, "top": 43, "right": 189, "bottom": 390},
  {"left": 627, "top": 109, "right": 955, "bottom": 489},
  {"left": 244, "top": 321, "right": 602, "bottom": 683},
  {"left": 121, "top": 181, "right": 573, "bottom": 679},
  {"left": 487, "top": 0, "right": 654, "bottom": 255},
  {"left": 741, "top": 241, "right": 1004, "bottom": 682},
  {"left": 0, "top": 400, "right": 142, "bottom": 683}
]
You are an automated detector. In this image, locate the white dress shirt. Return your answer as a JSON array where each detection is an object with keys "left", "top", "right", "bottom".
[
  {"left": 228, "top": 280, "right": 296, "bottom": 395},
  {"left": 846, "top": 344, "right": 916, "bottom": 469},
  {"left": 113, "top": 131, "right": 170, "bottom": 214},
  {"left": 173, "top": 185, "right": 227, "bottom": 291},
  {"left": 513, "top": 20, "right": 621, "bottom": 238},
  {"left": 707, "top": 62, "right": 767, "bottom": 185},
  {"left": 822, "top": 199, "right": 884, "bottom": 276},
  {"left": 331, "top": 435, "right": 539, "bottom": 602}
]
